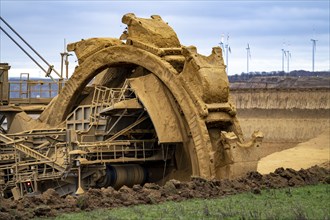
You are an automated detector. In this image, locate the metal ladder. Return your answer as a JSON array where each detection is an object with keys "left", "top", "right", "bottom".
[{"left": 19, "top": 73, "right": 30, "bottom": 99}]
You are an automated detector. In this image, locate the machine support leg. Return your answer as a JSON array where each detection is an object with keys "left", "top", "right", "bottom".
[{"left": 75, "top": 165, "right": 84, "bottom": 195}]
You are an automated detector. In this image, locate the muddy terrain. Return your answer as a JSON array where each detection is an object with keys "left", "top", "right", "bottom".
[{"left": 0, "top": 166, "right": 329, "bottom": 219}]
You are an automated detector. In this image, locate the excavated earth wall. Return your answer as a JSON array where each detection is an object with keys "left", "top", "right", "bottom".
[
  {"left": 231, "top": 87, "right": 330, "bottom": 157},
  {"left": 232, "top": 89, "right": 329, "bottom": 110}
]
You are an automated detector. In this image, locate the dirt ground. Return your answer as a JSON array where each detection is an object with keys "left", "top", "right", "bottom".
[
  {"left": 0, "top": 165, "right": 329, "bottom": 220},
  {"left": 258, "top": 129, "right": 330, "bottom": 174}
]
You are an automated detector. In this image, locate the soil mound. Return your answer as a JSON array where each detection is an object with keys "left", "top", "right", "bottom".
[
  {"left": 0, "top": 166, "right": 328, "bottom": 220},
  {"left": 258, "top": 129, "right": 330, "bottom": 174}
]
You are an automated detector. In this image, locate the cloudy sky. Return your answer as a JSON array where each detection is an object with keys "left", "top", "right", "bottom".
[{"left": 0, "top": 0, "right": 329, "bottom": 77}]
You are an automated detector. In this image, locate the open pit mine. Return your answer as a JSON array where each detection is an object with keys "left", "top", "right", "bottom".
[{"left": 0, "top": 14, "right": 328, "bottom": 200}]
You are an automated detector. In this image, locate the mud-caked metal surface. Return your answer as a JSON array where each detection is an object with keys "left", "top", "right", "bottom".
[
  {"left": 40, "top": 13, "right": 262, "bottom": 179},
  {"left": 0, "top": 14, "right": 262, "bottom": 199}
]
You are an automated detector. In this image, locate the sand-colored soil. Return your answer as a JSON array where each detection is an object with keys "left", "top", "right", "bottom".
[{"left": 257, "top": 128, "right": 330, "bottom": 174}]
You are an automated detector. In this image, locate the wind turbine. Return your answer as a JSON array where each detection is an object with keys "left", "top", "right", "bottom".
[
  {"left": 286, "top": 50, "right": 291, "bottom": 73},
  {"left": 281, "top": 48, "right": 286, "bottom": 72},
  {"left": 311, "top": 39, "right": 317, "bottom": 72},
  {"left": 219, "top": 34, "right": 225, "bottom": 58},
  {"left": 224, "top": 34, "right": 231, "bottom": 74},
  {"left": 246, "top": 43, "right": 251, "bottom": 73}
]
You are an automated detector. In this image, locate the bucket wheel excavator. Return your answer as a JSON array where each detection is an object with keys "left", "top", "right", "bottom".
[{"left": 0, "top": 14, "right": 262, "bottom": 199}]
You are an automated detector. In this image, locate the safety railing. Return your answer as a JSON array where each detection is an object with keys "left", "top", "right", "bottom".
[
  {"left": 78, "top": 139, "right": 159, "bottom": 162},
  {"left": 6, "top": 79, "right": 65, "bottom": 104}
]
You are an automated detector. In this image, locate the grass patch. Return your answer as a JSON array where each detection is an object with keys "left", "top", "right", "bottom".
[{"left": 54, "top": 184, "right": 330, "bottom": 220}]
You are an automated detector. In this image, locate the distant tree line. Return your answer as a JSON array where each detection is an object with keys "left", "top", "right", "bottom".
[
  {"left": 8, "top": 70, "right": 330, "bottom": 87},
  {"left": 228, "top": 70, "right": 330, "bottom": 82}
]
